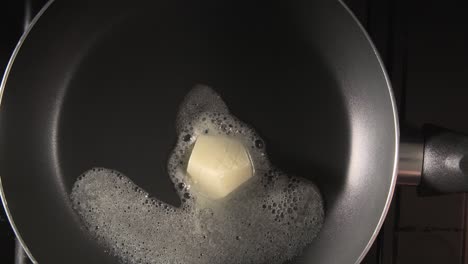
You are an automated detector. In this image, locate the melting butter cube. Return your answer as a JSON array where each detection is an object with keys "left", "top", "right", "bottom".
[{"left": 187, "top": 135, "right": 253, "bottom": 199}]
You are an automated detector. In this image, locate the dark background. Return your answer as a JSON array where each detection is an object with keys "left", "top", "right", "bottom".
[{"left": 1, "top": 0, "right": 468, "bottom": 263}]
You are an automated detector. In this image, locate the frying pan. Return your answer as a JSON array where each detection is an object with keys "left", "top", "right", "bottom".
[{"left": 2, "top": 0, "right": 468, "bottom": 263}]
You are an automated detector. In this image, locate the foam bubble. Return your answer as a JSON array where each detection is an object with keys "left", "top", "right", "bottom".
[{"left": 70, "top": 85, "right": 324, "bottom": 264}]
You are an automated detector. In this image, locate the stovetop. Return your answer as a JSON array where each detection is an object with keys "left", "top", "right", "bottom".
[{"left": 2, "top": 0, "right": 468, "bottom": 263}]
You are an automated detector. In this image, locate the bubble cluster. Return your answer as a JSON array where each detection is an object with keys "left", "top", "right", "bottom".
[{"left": 70, "top": 85, "right": 324, "bottom": 264}]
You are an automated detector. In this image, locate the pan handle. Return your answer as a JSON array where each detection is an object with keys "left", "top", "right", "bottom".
[{"left": 398, "top": 125, "right": 468, "bottom": 195}]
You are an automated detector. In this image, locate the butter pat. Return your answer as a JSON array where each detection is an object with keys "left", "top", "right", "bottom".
[{"left": 187, "top": 135, "right": 253, "bottom": 199}]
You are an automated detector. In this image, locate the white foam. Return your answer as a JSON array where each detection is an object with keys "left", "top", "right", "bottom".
[{"left": 70, "top": 85, "right": 324, "bottom": 264}]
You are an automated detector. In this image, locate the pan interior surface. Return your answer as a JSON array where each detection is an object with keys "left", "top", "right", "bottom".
[{"left": 0, "top": 0, "right": 398, "bottom": 263}]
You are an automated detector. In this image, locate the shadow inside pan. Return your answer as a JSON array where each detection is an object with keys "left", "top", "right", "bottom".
[{"left": 58, "top": 0, "right": 349, "bottom": 216}]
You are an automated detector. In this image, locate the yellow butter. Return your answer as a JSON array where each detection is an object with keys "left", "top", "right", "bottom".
[{"left": 187, "top": 135, "right": 253, "bottom": 199}]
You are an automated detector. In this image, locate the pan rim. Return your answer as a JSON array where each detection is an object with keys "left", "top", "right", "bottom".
[
  {"left": 337, "top": 0, "right": 400, "bottom": 263},
  {"left": 0, "top": 1, "right": 400, "bottom": 263},
  {"left": 0, "top": 0, "right": 55, "bottom": 263}
]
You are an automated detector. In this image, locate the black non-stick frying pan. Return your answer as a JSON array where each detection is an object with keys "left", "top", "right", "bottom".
[{"left": 2, "top": 0, "right": 468, "bottom": 263}]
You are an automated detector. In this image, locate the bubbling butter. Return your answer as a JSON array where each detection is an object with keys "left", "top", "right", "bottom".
[{"left": 70, "top": 85, "right": 325, "bottom": 264}]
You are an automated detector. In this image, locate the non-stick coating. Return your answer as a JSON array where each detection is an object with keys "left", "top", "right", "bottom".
[{"left": 0, "top": 0, "right": 398, "bottom": 263}]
